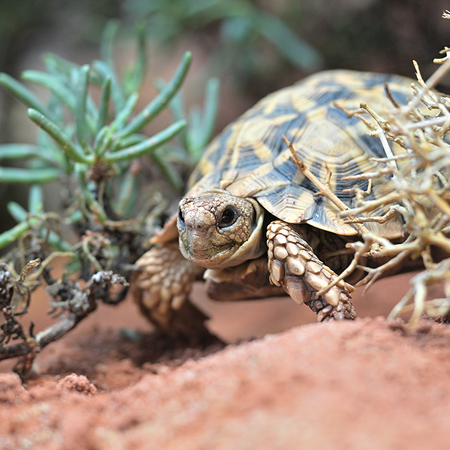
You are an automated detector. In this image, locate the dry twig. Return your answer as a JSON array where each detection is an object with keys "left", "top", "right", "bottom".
[{"left": 332, "top": 23, "right": 450, "bottom": 321}]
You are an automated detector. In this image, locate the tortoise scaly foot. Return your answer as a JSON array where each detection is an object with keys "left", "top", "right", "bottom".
[
  {"left": 132, "top": 242, "right": 219, "bottom": 344},
  {"left": 267, "top": 220, "right": 356, "bottom": 321},
  {"left": 134, "top": 242, "right": 204, "bottom": 315}
]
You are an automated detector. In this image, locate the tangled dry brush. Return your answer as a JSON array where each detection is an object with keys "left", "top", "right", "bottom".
[{"left": 332, "top": 12, "right": 450, "bottom": 321}]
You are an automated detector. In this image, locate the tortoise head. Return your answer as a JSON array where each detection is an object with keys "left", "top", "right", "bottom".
[{"left": 177, "top": 190, "right": 265, "bottom": 269}]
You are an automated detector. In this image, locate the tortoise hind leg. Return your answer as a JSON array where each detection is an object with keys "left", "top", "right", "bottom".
[{"left": 266, "top": 220, "right": 357, "bottom": 321}]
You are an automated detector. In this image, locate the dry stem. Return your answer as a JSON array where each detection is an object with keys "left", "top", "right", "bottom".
[
  {"left": 283, "top": 135, "right": 370, "bottom": 235},
  {"left": 332, "top": 32, "right": 450, "bottom": 322}
]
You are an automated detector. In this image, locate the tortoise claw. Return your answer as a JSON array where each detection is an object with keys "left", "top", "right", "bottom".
[{"left": 308, "top": 298, "right": 357, "bottom": 322}]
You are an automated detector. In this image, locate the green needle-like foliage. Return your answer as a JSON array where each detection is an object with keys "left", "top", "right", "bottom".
[
  {"left": 0, "top": 73, "right": 57, "bottom": 122},
  {"left": 0, "top": 22, "right": 219, "bottom": 251},
  {"left": 156, "top": 75, "right": 220, "bottom": 172},
  {"left": 123, "top": 0, "right": 323, "bottom": 81},
  {"left": 0, "top": 22, "right": 221, "bottom": 370},
  {"left": 0, "top": 22, "right": 218, "bottom": 259},
  {"left": 27, "top": 109, "right": 93, "bottom": 164}
]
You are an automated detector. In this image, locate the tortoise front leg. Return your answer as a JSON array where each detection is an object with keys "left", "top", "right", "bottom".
[
  {"left": 266, "top": 220, "right": 357, "bottom": 321},
  {"left": 133, "top": 242, "right": 220, "bottom": 344}
]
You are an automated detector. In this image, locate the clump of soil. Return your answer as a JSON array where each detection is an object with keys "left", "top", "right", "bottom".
[{"left": 1, "top": 272, "right": 449, "bottom": 449}]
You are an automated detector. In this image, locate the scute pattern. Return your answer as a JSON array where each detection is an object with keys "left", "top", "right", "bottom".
[{"left": 187, "top": 70, "right": 414, "bottom": 238}]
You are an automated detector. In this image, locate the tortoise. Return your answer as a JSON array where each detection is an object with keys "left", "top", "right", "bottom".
[{"left": 133, "top": 70, "right": 415, "bottom": 340}]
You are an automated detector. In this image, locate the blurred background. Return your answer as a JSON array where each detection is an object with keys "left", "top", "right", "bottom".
[{"left": 2, "top": 0, "right": 450, "bottom": 140}]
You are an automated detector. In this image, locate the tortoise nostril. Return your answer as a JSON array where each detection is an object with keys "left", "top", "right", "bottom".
[
  {"left": 181, "top": 216, "right": 206, "bottom": 233},
  {"left": 189, "top": 219, "right": 206, "bottom": 232}
]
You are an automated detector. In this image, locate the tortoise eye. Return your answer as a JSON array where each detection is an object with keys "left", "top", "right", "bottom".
[
  {"left": 218, "top": 207, "right": 237, "bottom": 228},
  {"left": 178, "top": 208, "right": 185, "bottom": 228}
]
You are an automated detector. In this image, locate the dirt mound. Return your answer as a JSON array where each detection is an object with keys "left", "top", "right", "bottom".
[
  {"left": 1, "top": 273, "right": 450, "bottom": 450},
  {"left": 1, "top": 318, "right": 450, "bottom": 449}
]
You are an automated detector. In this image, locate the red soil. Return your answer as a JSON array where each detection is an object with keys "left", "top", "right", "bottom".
[{"left": 1, "top": 272, "right": 450, "bottom": 450}]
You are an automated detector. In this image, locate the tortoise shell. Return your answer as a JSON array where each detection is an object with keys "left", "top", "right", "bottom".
[{"left": 186, "top": 70, "right": 414, "bottom": 239}]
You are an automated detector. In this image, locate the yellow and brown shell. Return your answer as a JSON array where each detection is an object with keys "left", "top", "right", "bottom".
[{"left": 187, "top": 70, "right": 414, "bottom": 239}]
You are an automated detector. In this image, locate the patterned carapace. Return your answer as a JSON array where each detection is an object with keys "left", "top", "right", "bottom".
[{"left": 187, "top": 70, "right": 412, "bottom": 238}]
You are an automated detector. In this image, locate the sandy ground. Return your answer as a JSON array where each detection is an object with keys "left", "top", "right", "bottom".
[{"left": 1, "top": 272, "right": 450, "bottom": 450}]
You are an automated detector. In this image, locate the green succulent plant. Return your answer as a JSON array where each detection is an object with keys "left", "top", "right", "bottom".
[
  {"left": 0, "top": 21, "right": 219, "bottom": 248},
  {"left": 0, "top": 22, "right": 220, "bottom": 374}
]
